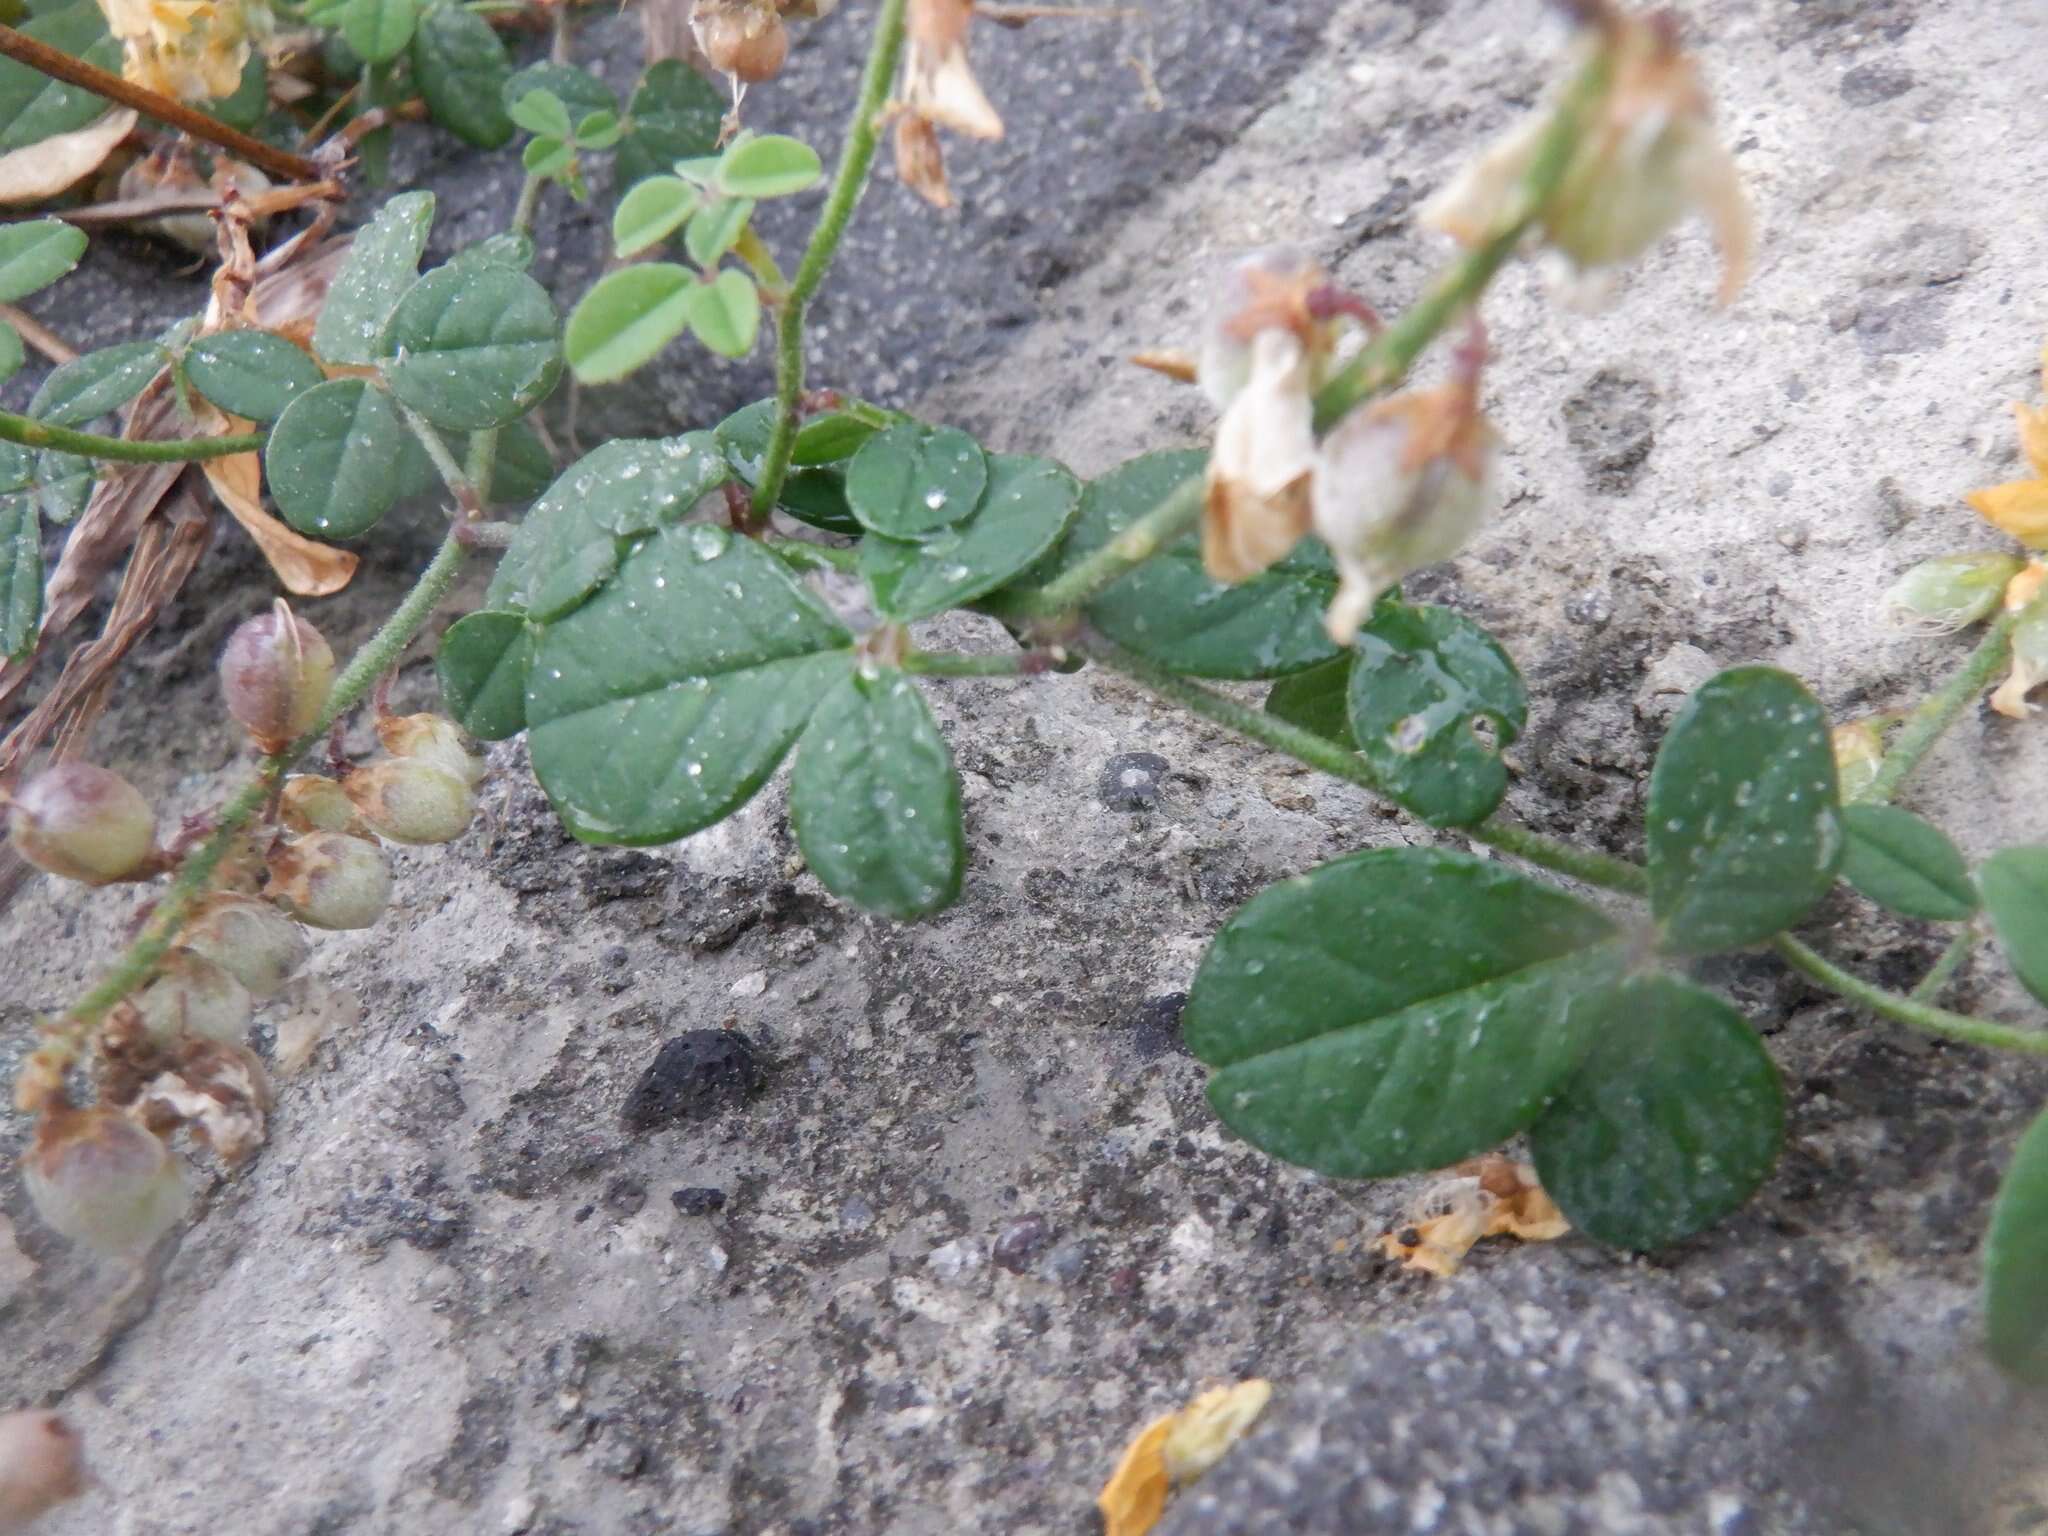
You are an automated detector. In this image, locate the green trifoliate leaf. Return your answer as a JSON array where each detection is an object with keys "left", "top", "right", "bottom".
[
  {"left": 264, "top": 378, "right": 419, "bottom": 538},
  {"left": 861, "top": 453, "right": 1080, "bottom": 621},
  {"left": 574, "top": 110, "right": 623, "bottom": 149},
  {"left": 183, "top": 330, "right": 324, "bottom": 424},
  {"left": 1530, "top": 975, "right": 1783, "bottom": 1251},
  {"left": 791, "top": 667, "right": 963, "bottom": 919},
  {"left": 1979, "top": 848, "right": 2048, "bottom": 1007},
  {"left": 844, "top": 423, "right": 987, "bottom": 539},
  {"left": 1346, "top": 600, "right": 1525, "bottom": 829},
  {"left": 526, "top": 524, "right": 852, "bottom": 843},
  {"left": 315, "top": 191, "right": 434, "bottom": 367},
  {"left": 686, "top": 269, "right": 760, "bottom": 358},
  {"left": 1838, "top": 803, "right": 1977, "bottom": 921},
  {"left": 0, "top": 1, "right": 122, "bottom": 153},
  {"left": 437, "top": 609, "right": 532, "bottom": 740},
  {"left": 613, "top": 175, "right": 699, "bottom": 258},
  {"left": 380, "top": 266, "right": 562, "bottom": 431},
  {"left": 29, "top": 452, "right": 90, "bottom": 523},
  {"left": 521, "top": 135, "right": 573, "bottom": 178},
  {"left": 716, "top": 133, "right": 823, "bottom": 198},
  {"left": 0, "top": 217, "right": 86, "bottom": 303},
  {"left": 502, "top": 64, "right": 613, "bottom": 128},
  {"left": 683, "top": 196, "right": 754, "bottom": 269},
  {"left": 564, "top": 264, "right": 696, "bottom": 385},
  {"left": 29, "top": 341, "right": 164, "bottom": 427},
  {"left": 1646, "top": 666, "right": 1842, "bottom": 955},
  {"left": 1185, "top": 848, "right": 1622, "bottom": 1178},
  {"left": 1985, "top": 1104, "right": 2048, "bottom": 1384},
  {"left": 614, "top": 60, "right": 724, "bottom": 194},
  {"left": 410, "top": 4, "right": 512, "bottom": 148}
]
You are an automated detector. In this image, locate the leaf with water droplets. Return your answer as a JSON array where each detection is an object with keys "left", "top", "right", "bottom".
[
  {"left": 1985, "top": 1104, "right": 2048, "bottom": 1384},
  {"left": 862, "top": 453, "right": 1079, "bottom": 621},
  {"left": 1647, "top": 667, "right": 1842, "bottom": 956},
  {"left": 382, "top": 265, "right": 563, "bottom": 431},
  {"left": 711, "top": 399, "right": 865, "bottom": 534},
  {"left": 790, "top": 667, "right": 962, "bottom": 920},
  {"left": 1346, "top": 600, "right": 1524, "bottom": 828},
  {"left": 1033, "top": 449, "right": 1339, "bottom": 680},
  {"left": 1838, "top": 803, "right": 1977, "bottom": 922},
  {"left": 1979, "top": 848, "right": 2048, "bottom": 1007},
  {"left": 0, "top": 487, "right": 38, "bottom": 660},
  {"left": 183, "top": 330, "right": 324, "bottom": 424},
  {"left": 1264, "top": 654, "right": 1355, "bottom": 745},
  {"left": 410, "top": 2, "right": 512, "bottom": 148},
  {"left": 29, "top": 340, "right": 163, "bottom": 426},
  {"left": 488, "top": 433, "right": 729, "bottom": 621},
  {"left": 0, "top": 217, "right": 86, "bottom": 303},
  {"left": 314, "top": 191, "right": 434, "bottom": 367},
  {"left": 264, "top": 378, "right": 420, "bottom": 538},
  {"left": 1185, "top": 849, "right": 1621, "bottom": 1178},
  {"left": 526, "top": 525, "right": 852, "bottom": 843},
  {"left": 1530, "top": 974, "right": 1782, "bottom": 1250},
  {"left": 437, "top": 609, "right": 533, "bottom": 740},
  {"left": 844, "top": 423, "right": 987, "bottom": 539}
]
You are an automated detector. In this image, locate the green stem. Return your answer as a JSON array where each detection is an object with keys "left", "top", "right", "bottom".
[
  {"left": 1773, "top": 934, "right": 2048, "bottom": 1057},
  {"left": 1910, "top": 925, "right": 1977, "bottom": 1005},
  {"left": 57, "top": 533, "right": 470, "bottom": 1030},
  {"left": 466, "top": 427, "right": 500, "bottom": 507},
  {"left": 1081, "top": 635, "right": 1647, "bottom": 896},
  {"left": 1862, "top": 595, "right": 2037, "bottom": 803},
  {"left": 511, "top": 174, "right": 544, "bottom": 239},
  {"left": 0, "top": 409, "right": 262, "bottom": 463},
  {"left": 749, "top": 0, "right": 910, "bottom": 519},
  {"left": 998, "top": 474, "right": 1203, "bottom": 621},
  {"left": 734, "top": 227, "right": 791, "bottom": 302},
  {"left": 396, "top": 402, "right": 479, "bottom": 514},
  {"left": 904, "top": 650, "right": 1036, "bottom": 678}
]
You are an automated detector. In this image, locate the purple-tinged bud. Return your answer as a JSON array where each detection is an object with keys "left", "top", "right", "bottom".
[
  {"left": 265, "top": 832, "right": 391, "bottom": 930},
  {"left": 0, "top": 1410, "right": 86, "bottom": 1529},
  {"left": 377, "top": 713, "right": 486, "bottom": 788},
  {"left": 344, "top": 759, "right": 476, "bottom": 845},
  {"left": 181, "top": 894, "right": 310, "bottom": 1000},
  {"left": 7, "top": 763, "right": 157, "bottom": 885},
  {"left": 133, "top": 950, "right": 254, "bottom": 1046},
  {"left": 219, "top": 601, "right": 335, "bottom": 752},
  {"left": 23, "top": 1106, "right": 188, "bottom": 1256}
]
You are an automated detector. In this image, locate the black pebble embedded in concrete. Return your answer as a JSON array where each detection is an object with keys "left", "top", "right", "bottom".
[
  {"left": 1130, "top": 992, "right": 1190, "bottom": 1060},
  {"left": 621, "top": 1030, "right": 765, "bottom": 1131},
  {"left": 1098, "top": 752, "right": 1170, "bottom": 811},
  {"left": 671, "top": 1187, "right": 728, "bottom": 1217}
]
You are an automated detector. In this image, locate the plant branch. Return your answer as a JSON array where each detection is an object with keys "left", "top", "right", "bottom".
[
  {"left": 53, "top": 533, "right": 469, "bottom": 1034},
  {"left": 1773, "top": 934, "right": 2048, "bottom": 1057},
  {"left": 1861, "top": 591, "right": 2041, "bottom": 803},
  {"left": 997, "top": 474, "right": 1203, "bottom": 620},
  {"left": 0, "top": 409, "right": 262, "bottom": 463},
  {"left": 749, "top": 0, "right": 910, "bottom": 519},
  {"left": 396, "top": 401, "right": 482, "bottom": 517},
  {"left": 0, "top": 23, "right": 324, "bottom": 183}
]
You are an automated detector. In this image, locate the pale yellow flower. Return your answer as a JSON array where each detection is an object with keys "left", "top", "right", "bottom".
[
  {"left": 1967, "top": 348, "right": 2048, "bottom": 550},
  {"left": 99, "top": 0, "right": 262, "bottom": 103}
]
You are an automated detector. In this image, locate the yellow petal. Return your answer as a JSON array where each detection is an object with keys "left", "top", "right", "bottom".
[
  {"left": 2016, "top": 402, "right": 2048, "bottom": 482},
  {"left": 1097, "top": 1413, "right": 1173, "bottom": 1536},
  {"left": 1162, "top": 1381, "right": 1271, "bottom": 1485},
  {"left": 1967, "top": 479, "right": 2048, "bottom": 549},
  {"left": 201, "top": 444, "right": 359, "bottom": 596}
]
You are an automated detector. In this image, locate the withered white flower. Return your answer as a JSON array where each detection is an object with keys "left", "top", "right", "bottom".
[
  {"left": 889, "top": 0, "right": 1002, "bottom": 207},
  {"left": 1203, "top": 327, "right": 1316, "bottom": 584}
]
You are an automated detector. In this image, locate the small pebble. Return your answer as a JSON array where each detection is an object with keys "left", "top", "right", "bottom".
[
  {"left": 927, "top": 1238, "right": 984, "bottom": 1282},
  {"left": 992, "top": 1214, "right": 1053, "bottom": 1273},
  {"left": 1043, "top": 1240, "right": 1091, "bottom": 1284},
  {"left": 1097, "top": 751, "right": 1170, "bottom": 811},
  {"left": 671, "top": 1186, "right": 727, "bottom": 1217},
  {"left": 621, "top": 1029, "right": 765, "bottom": 1131},
  {"left": 602, "top": 1176, "right": 647, "bottom": 1218}
]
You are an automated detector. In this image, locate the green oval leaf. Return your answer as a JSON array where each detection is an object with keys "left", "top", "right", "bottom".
[
  {"left": 1041, "top": 449, "right": 1339, "bottom": 681},
  {"left": 1986, "top": 1104, "right": 2048, "bottom": 1384},
  {"left": 0, "top": 217, "right": 86, "bottom": 303},
  {"left": 0, "top": 2, "right": 122, "bottom": 153},
  {"left": 183, "top": 330, "right": 324, "bottom": 423},
  {"left": 564, "top": 263, "right": 695, "bottom": 385},
  {"left": 382, "top": 266, "right": 562, "bottom": 431},
  {"left": 437, "top": 609, "right": 532, "bottom": 740},
  {"left": 1265, "top": 654, "right": 1355, "bottom": 745},
  {"left": 1346, "top": 600, "right": 1525, "bottom": 829},
  {"left": 487, "top": 434, "right": 729, "bottom": 619},
  {"left": 687, "top": 268, "right": 760, "bottom": 359},
  {"left": 0, "top": 489, "right": 39, "bottom": 660},
  {"left": 1979, "top": 848, "right": 2048, "bottom": 1007},
  {"left": 614, "top": 59, "right": 723, "bottom": 194},
  {"left": 574, "top": 109, "right": 623, "bottom": 150},
  {"left": 315, "top": 191, "right": 434, "bottom": 367},
  {"left": 791, "top": 668, "right": 963, "bottom": 919},
  {"left": 411, "top": 4, "right": 512, "bottom": 148},
  {"left": 717, "top": 133, "right": 823, "bottom": 198},
  {"left": 29, "top": 340, "right": 164, "bottom": 427},
  {"left": 792, "top": 411, "right": 881, "bottom": 465},
  {"left": 341, "top": 0, "right": 415, "bottom": 62},
  {"left": 613, "top": 175, "right": 698, "bottom": 257},
  {"left": 508, "top": 87, "right": 571, "bottom": 140},
  {"left": 1838, "top": 803, "right": 1978, "bottom": 921},
  {"left": 30, "top": 450, "right": 89, "bottom": 524},
  {"left": 1186, "top": 848, "right": 1621, "bottom": 1178},
  {"left": 683, "top": 196, "right": 755, "bottom": 269},
  {"left": 264, "top": 378, "right": 412, "bottom": 538},
  {"left": 0, "top": 323, "right": 19, "bottom": 385},
  {"left": 778, "top": 470, "right": 863, "bottom": 536},
  {"left": 482, "top": 418, "right": 554, "bottom": 504},
  {"left": 861, "top": 453, "right": 1080, "bottom": 621},
  {"left": 526, "top": 525, "right": 851, "bottom": 843},
  {"left": 845, "top": 423, "right": 987, "bottom": 539},
  {"left": 1530, "top": 975, "right": 1783, "bottom": 1251},
  {"left": 502, "top": 63, "right": 614, "bottom": 128},
  {"left": 521, "top": 135, "right": 572, "bottom": 178},
  {"left": 449, "top": 232, "right": 534, "bottom": 273},
  {"left": 1646, "top": 666, "right": 1842, "bottom": 956}
]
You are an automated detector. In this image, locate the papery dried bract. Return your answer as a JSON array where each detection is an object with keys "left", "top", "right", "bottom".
[
  {"left": 378, "top": 713, "right": 486, "bottom": 788},
  {"left": 99, "top": 0, "right": 268, "bottom": 103},
  {"left": 1376, "top": 1156, "right": 1569, "bottom": 1276},
  {"left": 132, "top": 949, "right": 254, "bottom": 1045},
  {"left": 1884, "top": 551, "right": 2024, "bottom": 635},
  {"left": 23, "top": 1106, "right": 188, "bottom": 1256},
  {"left": 1203, "top": 329, "right": 1316, "bottom": 583},
  {"left": 279, "top": 774, "right": 370, "bottom": 837},
  {"left": 890, "top": 0, "right": 1002, "bottom": 207},
  {"left": 691, "top": 0, "right": 788, "bottom": 82},
  {"left": 1967, "top": 350, "right": 2048, "bottom": 549},
  {"left": 266, "top": 832, "right": 392, "bottom": 930},
  {"left": 1196, "top": 247, "right": 1326, "bottom": 413},
  {"left": 140, "top": 1038, "right": 271, "bottom": 1165}
]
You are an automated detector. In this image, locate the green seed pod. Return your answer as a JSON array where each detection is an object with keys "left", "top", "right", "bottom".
[
  {"left": 266, "top": 832, "right": 392, "bottom": 930},
  {"left": 377, "top": 713, "right": 487, "bottom": 788},
  {"left": 344, "top": 759, "right": 476, "bottom": 846},
  {"left": 181, "top": 894, "right": 311, "bottom": 1000},
  {"left": 280, "top": 774, "right": 371, "bottom": 837},
  {"left": 6, "top": 762, "right": 157, "bottom": 885},
  {"left": 1884, "top": 551, "right": 2024, "bottom": 635},
  {"left": 133, "top": 950, "right": 254, "bottom": 1045},
  {"left": 23, "top": 1106, "right": 188, "bottom": 1256},
  {"left": 219, "top": 601, "right": 336, "bottom": 751}
]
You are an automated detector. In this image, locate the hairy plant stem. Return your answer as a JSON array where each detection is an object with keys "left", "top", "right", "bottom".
[
  {"left": 396, "top": 401, "right": 482, "bottom": 517},
  {"left": 511, "top": 174, "right": 545, "bottom": 239},
  {"left": 53, "top": 533, "right": 469, "bottom": 1036},
  {"left": 0, "top": 409, "right": 262, "bottom": 462},
  {"left": 1861, "top": 593, "right": 2039, "bottom": 803},
  {"left": 1773, "top": 935, "right": 2048, "bottom": 1057},
  {"left": 1911, "top": 925, "right": 1977, "bottom": 1005},
  {"left": 749, "top": 0, "right": 909, "bottom": 520}
]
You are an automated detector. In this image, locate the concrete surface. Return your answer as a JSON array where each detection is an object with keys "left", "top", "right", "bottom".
[{"left": 5, "top": 0, "right": 2048, "bottom": 1532}]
